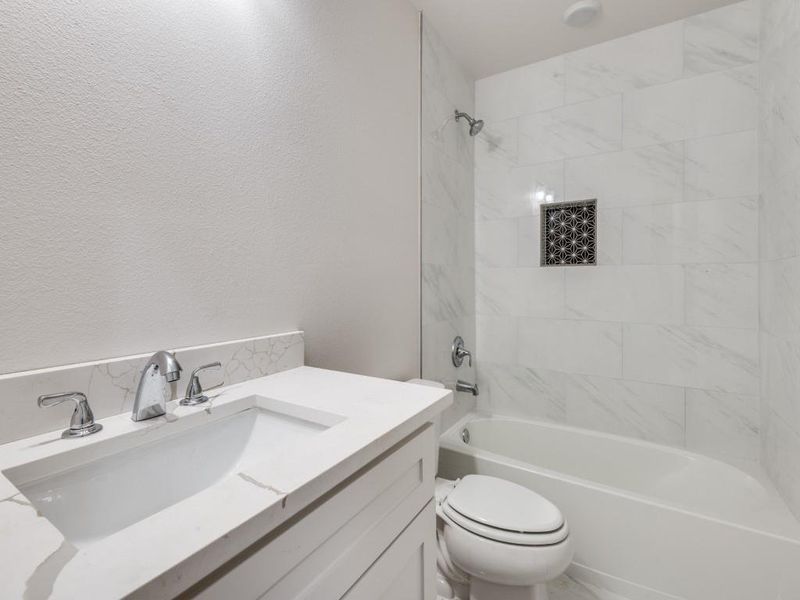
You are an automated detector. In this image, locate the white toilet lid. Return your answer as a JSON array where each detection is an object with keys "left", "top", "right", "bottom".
[{"left": 445, "top": 475, "right": 564, "bottom": 534}]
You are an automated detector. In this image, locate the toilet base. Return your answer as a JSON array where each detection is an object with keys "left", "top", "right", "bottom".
[{"left": 470, "top": 579, "right": 548, "bottom": 600}]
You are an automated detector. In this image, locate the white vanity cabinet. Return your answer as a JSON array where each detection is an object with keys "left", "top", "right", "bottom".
[{"left": 182, "top": 424, "right": 438, "bottom": 600}]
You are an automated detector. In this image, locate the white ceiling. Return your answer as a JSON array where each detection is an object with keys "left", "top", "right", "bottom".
[{"left": 411, "top": 0, "right": 741, "bottom": 79}]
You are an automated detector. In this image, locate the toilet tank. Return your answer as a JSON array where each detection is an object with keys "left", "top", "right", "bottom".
[{"left": 406, "top": 378, "right": 446, "bottom": 471}]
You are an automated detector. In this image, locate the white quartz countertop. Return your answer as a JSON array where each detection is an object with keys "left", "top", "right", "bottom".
[{"left": 0, "top": 366, "right": 452, "bottom": 599}]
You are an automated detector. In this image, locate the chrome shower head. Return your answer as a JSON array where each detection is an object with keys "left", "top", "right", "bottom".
[{"left": 455, "top": 110, "right": 484, "bottom": 137}]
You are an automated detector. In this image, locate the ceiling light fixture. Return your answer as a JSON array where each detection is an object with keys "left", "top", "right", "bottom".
[{"left": 563, "top": 0, "right": 602, "bottom": 27}]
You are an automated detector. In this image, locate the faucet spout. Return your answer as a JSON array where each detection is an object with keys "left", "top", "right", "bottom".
[
  {"left": 456, "top": 380, "right": 479, "bottom": 396},
  {"left": 131, "top": 351, "right": 182, "bottom": 422}
]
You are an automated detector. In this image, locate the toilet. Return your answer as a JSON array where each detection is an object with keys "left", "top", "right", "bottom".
[
  {"left": 407, "top": 379, "right": 573, "bottom": 600},
  {"left": 435, "top": 475, "right": 573, "bottom": 600}
]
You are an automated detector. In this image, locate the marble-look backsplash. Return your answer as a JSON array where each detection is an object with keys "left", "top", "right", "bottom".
[
  {"left": 0, "top": 332, "right": 304, "bottom": 444},
  {"left": 759, "top": 0, "right": 800, "bottom": 518},
  {"left": 474, "top": 0, "right": 761, "bottom": 462},
  {"left": 421, "top": 20, "right": 477, "bottom": 430}
]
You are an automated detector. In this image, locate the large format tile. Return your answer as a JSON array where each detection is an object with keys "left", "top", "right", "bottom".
[
  {"left": 622, "top": 197, "right": 758, "bottom": 265},
  {"left": 623, "top": 324, "right": 759, "bottom": 394},
  {"left": 477, "top": 362, "right": 567, "bottom": 422},
  {"left": 476, "top": 316, "right": 518, "bottom": 365},
  {"left": 686, "top": 389, "right": 759, "bottom": 461},
  {"left": 565, "top": 265, "right": 684, "bottom": 324},
  {"left": 476, "top": 160, "right": 564, "bottom": 220},
  {"left": 565, "top": 143, "right": 684, "bottom": 208},
  {"left": 421, "top": 83, "right": 472, "bottom": 168},
  {"left": 476, "top": 219, "right": 518, "bottom": 267},
  {"left": 597, "top": 209, "right": 623, "bottom": 265},
  {"left": 422, "top": 263, "right": 468, "bottom": 324},
  {"left": 685, "top": 130, "right": 758, "bottom": 201},
  {"left": 623, "top": 65, "right": 757, "bottom": 148},
  {"left": 565, "top": 375, "right": 685, "bottom": 445},
  {"left": 476, "top": 267, "right": 566, "bottom": 318},
  {"left": 762, "top": 409, "right": 800, "bottom": 519},
  {"left": 761, "top": 255, "right": 800, "bottom": 339},
  {"left": 564, "top": 22, "right": 683, "bottom": 104},
  {"left": 685, "top": 263, "right": 758, "bottom": 329},
  {"left": 518, "top": 96, "right": 622, "bottom": 164},
  {"left": 422, "top": 139, "right": 473, "bottom": 217},
  {"left": 684, "top": 0, "right": 760, "bottom": 76},
  {"left": 422, "top": 21, "right": 474, "bottom": 116},
  {"left": 476, "top": 57, "right": 564, "bottom": 123},
  {"left": 761, "top": 332, "right": 800, "bottom": 433},
  {"left": 518, "top": 318, "right": 623, "bottom": 378}
]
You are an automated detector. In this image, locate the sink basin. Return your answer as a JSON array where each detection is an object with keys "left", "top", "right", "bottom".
[{"left": 4, "top": 397, "right": 344, "bottom": 548}]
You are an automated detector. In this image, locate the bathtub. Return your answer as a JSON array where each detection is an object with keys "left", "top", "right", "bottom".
[{"left": 438, "top": 414, "right": 800, "bottom": 600}]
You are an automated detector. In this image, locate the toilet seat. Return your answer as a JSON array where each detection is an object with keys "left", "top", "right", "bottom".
[{"left": 441, "top": 475, "right": 568, "bottom": 546}]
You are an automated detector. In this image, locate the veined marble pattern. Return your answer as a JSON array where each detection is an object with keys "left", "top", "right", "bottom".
[
  {"left": 518, "top": 318, "right": 623, "bottom": 378},
  {"left": 622, "top": 65, "right": 757, "bottom": 149},
  {"left": 475, "top": 316, "right": 518, "bottom": 366},
  {"left": 565, "top": 375, "right": 685, "bottom": 445},
  {"left": 684, "top": 130, "right": 759, "bottom": 202},
  {"left": 421, "top": 20, "right": 477, "bottom": 428},
  {"left": 762, "top": 408, "right": 800, "bottom": 517},
  {"left": 761, "top": 332, "right": 800, "bottom": 433},
  {"left": 686, "top": 389, "right": 760, "bottom": 461},
  {"left": 761, "top": 255, "right": 800, "bottom": 339},
  {"left": 476, "top": 160, "right": 565, "bottom": 221},
  {"left": 565, "top": 142, "right": 684, "bottom": 208},
  {"left": 684, "top": 0, "right": 760, "bottom": 76},
  {"left": 685, "top": 263, "right": 758, "bottom": 329},
  {"left": 473, "top": 1, "right": 760, "bottom": 459},
  {"left": 565, "top": 265, "right": 685, "bottom": 324},
  {"left": 564, "top": 22, "right": 683, "bottom": 104},
  {"left": 623, "top": 324, "right": 758, "bottom": 394},
  {"left": 476, "top": 361, "right": 567, "bottom": 423},
  {"left": 518, "top": 95, "right": 622, "bottom": 164},
  {"left": 475, "top": 57, "right": 564, "bottom": 123},
  {"left": 0, "top": 331, "right": 304, "bottom": 445},
  {"left": 622, "top": 197, "right": 758, "bottom": 265}
]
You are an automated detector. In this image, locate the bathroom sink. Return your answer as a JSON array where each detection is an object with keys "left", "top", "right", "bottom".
[{"left": 3, "top": 397, "right": 344, "bottom": 548}]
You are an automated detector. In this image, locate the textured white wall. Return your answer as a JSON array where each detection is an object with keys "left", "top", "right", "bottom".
[{"left": 0, "top": 0, "right": 420, "bottom": 379}]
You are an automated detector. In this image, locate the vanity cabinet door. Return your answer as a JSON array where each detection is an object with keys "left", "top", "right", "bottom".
[
  {"left": 186, "top": 424, "right": 436, "bottom": 600},
  {"left": 341, "top": 501, "right": 436, "bottom": 600}
]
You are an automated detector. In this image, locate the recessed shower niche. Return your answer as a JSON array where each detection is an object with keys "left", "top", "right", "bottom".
[{"left": 540, "top": 199, "right": 597, "bottom": 267}]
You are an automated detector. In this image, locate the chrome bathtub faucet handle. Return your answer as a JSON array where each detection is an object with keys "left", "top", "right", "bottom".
[
  {"left": 451, "top": 336, "right": 473, "bottom": 368},
  {"left": 38, "top": 391, "right": 103, "bottom": 438},
  {"left": 180, "top": 362, "right": 224, "bottom": 406}
]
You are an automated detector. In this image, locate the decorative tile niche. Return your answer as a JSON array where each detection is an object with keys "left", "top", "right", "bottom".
[{"left": 540, "top": 199, "right": 597, "bottom": 266}]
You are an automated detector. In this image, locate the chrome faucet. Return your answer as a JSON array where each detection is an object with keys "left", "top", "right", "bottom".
[
  {"left": 131, "top": 351, "right": 182, "bottom": 422},
  {"left": 456, "top": 380, "right": 479, "bottom": 396}
]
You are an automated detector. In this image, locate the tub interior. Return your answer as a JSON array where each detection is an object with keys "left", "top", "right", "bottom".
[{"left": 447, "top": 415, "right": 800, "bottom": 539}]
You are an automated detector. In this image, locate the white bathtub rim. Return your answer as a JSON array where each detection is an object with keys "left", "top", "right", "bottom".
[{"left": 439, "top": 412, "right": 800, "bottom": 545}]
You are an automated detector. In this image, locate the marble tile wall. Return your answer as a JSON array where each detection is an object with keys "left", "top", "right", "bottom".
[
  {"left": 759, "top": 0, "right": 800, "bottom": 517},
  {"left": 474, "top": 0, "right": 761, "bottom": 462},
  {"left": 0, "top": 331, "right": 304, "bottom": 444},
  {"left": 420, "top": 20, "right": 477, "bottom": 429}
]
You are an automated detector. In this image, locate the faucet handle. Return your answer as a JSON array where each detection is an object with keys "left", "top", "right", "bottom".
[
  {"left": 38, "top": 392, "right": 103, "bottom": 439},
  {"left": 451, "top": 336, "right": 473, "bottom": 368},
  {"left": 180, "top": 362, "right": 224, "bottom": 406}
]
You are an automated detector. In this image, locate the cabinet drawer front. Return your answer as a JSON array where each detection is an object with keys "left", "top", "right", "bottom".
[{"left": 188, "top": 424, "right": 436, "bottom": 600}]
